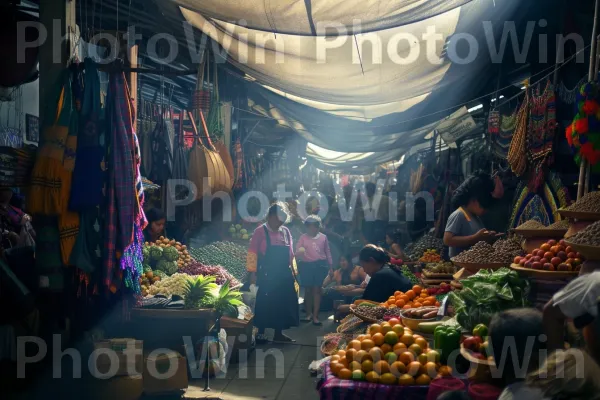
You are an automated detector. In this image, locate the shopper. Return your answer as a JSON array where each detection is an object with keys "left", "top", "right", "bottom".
[
  {"left": 385, "top": 228, "right": 406, "bottom": 261},
  {"left": 488, "top": 309, "right": 547, "bottom": 400},
  {"left": 542, "top": 271, "right": 600, "bottom": 363},
  {"left": 443, "top": 171, "right": 501, "bottom": 258},
  {"left": 296, "top": 215, "right": 333, "bottom": 325},
  {"left": 247, "top": 203, "right": 299, "bottom": 343},
  {"left": 143, "top": 208, "right": 166, "bottom": 243}
]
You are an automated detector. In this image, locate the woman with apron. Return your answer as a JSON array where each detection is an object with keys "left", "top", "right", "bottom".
[{"left": 247, "top": 203, "right": 299, "bottom": 343}]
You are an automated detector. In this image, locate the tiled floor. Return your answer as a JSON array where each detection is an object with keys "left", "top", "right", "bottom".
[{"left": 184, "top": 311, "right": 335, "bottom": 400}]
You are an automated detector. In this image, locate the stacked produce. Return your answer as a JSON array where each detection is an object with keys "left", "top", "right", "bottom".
[
  {"left": 400, "top": 266, "right": 420, "bottom": 286},
  {"left": 422, "top": 263, "right": 455, "bottom": 276},
  {"left": 352, "top": 303, "right": 388, "bottom": 321},
  {"left": 180, "top": 262, "right": 242, "bottom": 287},
  {"left": 568, "top": 220, "right": 600, "bottom": 246},
  {"left": 329, "top": 319, "right": 450, "bottom": 385},
  {"left": 421, "top": 263, "right": 454, "bottom": 296},
  {"left": 228, "top": 224, "right": 251, "bottom": 241},
  {"left": 143, "top": 237, "right": 195, "bottom": 275},
  {"left": 452, "top": 240, "right": 519, "bottom": 264},
  {"left": 406, "top": 235, "right": 444, "bottom": 261},
  {"left": 382, "top": 285, "right": 441, "bottom": 309},
  {"left": 140, "top": 269, "right": 162, "bottom": 297},
  {"left": 448, "top": 268, "right": 529, "bottom": 331},
  {"left": 190, "top": 242, "right": 248, "bottom": 282},
  {"left": 564, "top": 191, "right": 600, "bottom": 213},
  {"left": 514, "top": 239, "right": 584, "bottom": 271},
  {"left": 147, "top": 273, "right": 197, "bottom": 297},
  {"left": 419, "top": 250, "right": 442, "bottom": 263},
  {"left": 462, "top": 325, "right": 491, "bottom": 362}
]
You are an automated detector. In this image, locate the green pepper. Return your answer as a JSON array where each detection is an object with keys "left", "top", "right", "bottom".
[
  {"left": 434, "top": 326, "right": 461, "bottom": 364},
  {"left": 473, "top": 323, "right": 488, "bottom": 339}
]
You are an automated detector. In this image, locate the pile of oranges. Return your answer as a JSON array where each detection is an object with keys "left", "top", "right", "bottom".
[
  {"left": 382, "top": 285, "right": 441, "bottom": 309},
  {"left": 329, "top": 319, "right": 452, "bottom": 386}
]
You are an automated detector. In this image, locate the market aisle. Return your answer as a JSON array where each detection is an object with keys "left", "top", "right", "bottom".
[{"left": 185, "top": 311, "right": 332, "bottom": 400}]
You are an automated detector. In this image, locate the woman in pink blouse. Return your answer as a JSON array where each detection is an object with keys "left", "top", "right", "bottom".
[
  {"left": 247, "top": 203, "right": 299, "bottom": 343},
  {"left": 296, "top": 215, "right": 332, "bottom": 325}
]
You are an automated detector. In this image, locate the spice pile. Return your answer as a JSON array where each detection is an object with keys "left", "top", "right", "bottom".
[
  {"left": 565, "top": 191, "right": 600, "bottom": 213},
  {"left": 352, "top": 303, "right": 388, "bottom": 320},
  {"left": 568, "top": 220, "right": 600, "bottom": 246},
  {"left": 452, "top": 242, "right": 497, "bottom": 263},
  {"left": 492, "top": 237, "right": 525, "bottom": 262},
  {"left": 547, "top": 219, "right": 570, "bottom": 230},
  {"left": 515, "top": 220, "right": 546, "bottom": 230}
]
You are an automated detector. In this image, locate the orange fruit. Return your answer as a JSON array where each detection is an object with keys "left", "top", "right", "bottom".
[
  {"left": 413, "top": 302, "right": 423, "bottom": 308},
  {"left": 337, "top": 350, "right": 346, "bottom": 358},
  {"left": 339, "top": 356, "right": 348, "bottom": 368},
  {"left": 379, "top": 373, "right": 397, "bottom": 385},
  {"left": 373, "top": 360, "right": 391, "bottom": 375},
  {"left": 405, "top": 290, "right": 416, "bottom": 300},
  {"left": 424, "top": 362, "right": 438, "bottom": 378},
  {"left": 415, "top": 374, "right": 432, "bottom": 385},
  {"left": 395, "top": 298, "right": 406, "bottom": 307},
  {"left": 415, "top": 337, "right": 428, "bottom": 349},
  {"left": 365, "top": 371, "right": 380, "bottom": 383},
  {"left": 384, "top": 331, "right": 399, "bottom": 346},
  {"left": 369, "top": 324, "right": 382, "bottom": 335},
  {"left": 346, "top": 349, "right": 358, "bottom": 362},
  {"left": 348, "top": 340, "right": 362, "bottom": 351},
  {"left": 426, "top": 296, "right": 436, "bottom": 303},
  {"left": 331, "top": 354, "right": 341, "bottom": 362},
  {"left": 356, "top": 334, "right": 367, "bottom": 342},
  {"left": 372, "top": 333, "right": 385, "bottom": 347},
  {"left": 331, "top": 362, "right": 343, "bottom": 376},
  {"left": 394, "top": 291, "right": 402, "bottom": 296},
  {"left": 393, "top": 342, "right": 407, "bottom": 354},
  {"left": 388, "top": 318, "right": 401, "bottom": 327},
  {"left": 400, "top": 333, "right": 415, "bottom": 346},
  {"left": 438, "top": 365, "right": 452, "bottom": 377},
  {"left": 361, "top": 359, "right": 374, "bottom": 373},
  {"left": 349, "top": 361, "right": 362, "bottom": 371},
  {"left": 402, "top": 305, "right": 412, "bottom": 310},
  {"left": 361, "top": 339, "right": 375, "bottom": 351},
  {"left": 392, "top": 325, "right": 405, "bottom": 337},
  {"left": 423, "top": 300, "right": 434, "bottom": 307},
  {"left": 368, "top": 347, "right": 384, "bottom": 362},
  {"left": 399, "top": 351, "right": 415, "bottom": 365},
  {"left": 404, "top": 328, "right": 413, "bottom": 335},
  {"left": 390, "top": 361, "right": 407, "bottom": 377},
  {"left": 412, "top": 285, "right": 422, "bottom": 295},
  {"left": 409, "top": 344, "right": 423, "bottom": 356},
  {"left": 420, "top": 292, "right": 428, "bottom": 299},
  {"left": 355, "top": 350, "right": 370, "bottom": 362},
  {"left": 435, "top": 301, "right": 441, "bottom": 307},
  {"left": 398, "top": 374, "right": 415, "bottom": 386},
  {"left": 417, "top": 353, "right": 429, "bottom": 365},
  {"left": 407, "top": 361, "right": 422, "bottom": 377},
  {"left": 427, "top": 350, "right": 440, "bottom": 363},
  {"left": 381, "top": 323, "right": 393, "bottom": 334},
  {"left": 338, "top": 368, "right": 353, "bottom": 380},
  {"left": 380, "top": 344, "right": 393, "bottom": 355},
  {"left": 399, "top": 295, "right": 409, "bottom": 303},
  {"left": 421, "top": 289, "right": 428, "bottom": 296}
]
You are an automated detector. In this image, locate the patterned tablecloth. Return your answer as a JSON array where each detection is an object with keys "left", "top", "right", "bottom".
[{"left": 317, "top": 362, "right": 429, "bottom": 400}]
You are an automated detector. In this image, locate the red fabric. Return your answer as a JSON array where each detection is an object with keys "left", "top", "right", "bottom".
[
  {"left": 390, "top": 258, "right": 404, "bottom": 266},
  {"left": 468, "top": 383, "right": 503, "bottom": 400},
  {"left": 575, "top": 118, "right": 589, "bottom": 134},
  {"left": 583, "top": 100, "right": 599, "bottom": 115},
  {"left": 426, "top": 377, "right": 466, "bottom": 400}
]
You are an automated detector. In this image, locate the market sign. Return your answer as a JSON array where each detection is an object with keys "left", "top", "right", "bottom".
[{"left": 435, "top": 107, "right": 478, "bottom": 146}]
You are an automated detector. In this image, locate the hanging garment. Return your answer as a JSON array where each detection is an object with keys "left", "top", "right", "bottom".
[
  {"left": 233, "top": 138, "right": 244, "bottom": 189},
  {"left": 28, "top": 72, "right": 72, "bottom": 215},
  {"left": 172, "top": 111, "right": 190, "bottom": 200},
  {"left": 527, "top": 81, "right": 556, "bottom": 192},
  {"left": 69, "top": 209, "right": 103, "bottom": 274},
  {"left": 507, "top": 91, "right": 530, "bottom": 177},
  {"left": 149, "top": 117, "right": 174, "bottom": 182},
  {"left": 103, "top": 73, "right": 137, "bottom": 288},
  {"left": 139, "top": 101, "right": 154, "bottom": 178},
  {"left": 493, "top": 111, "right": 517, "bottom": 159},
  {"left": 70, "top": 59, "right": 107, "bottom": 210}
]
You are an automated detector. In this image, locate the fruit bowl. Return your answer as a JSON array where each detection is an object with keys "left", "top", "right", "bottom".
[
  {"left": 563, "top": 241, "right": 600, "bottom": 261},
  {"left": 460, "top": 344, "right": 497, "bottom": 382},
  {"left": 510, "top": 264, "right": 579, "bottom": 279},
  {"left": 450, "top": 260, "right": 507, "bottom": 273},
  {"left": 399, "top": 308, "right": 439, "bottom": 331}
]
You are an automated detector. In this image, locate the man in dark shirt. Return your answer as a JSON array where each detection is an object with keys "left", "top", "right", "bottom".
[{"left": 362, "top": 264, "right": 412, "bottom": 303}]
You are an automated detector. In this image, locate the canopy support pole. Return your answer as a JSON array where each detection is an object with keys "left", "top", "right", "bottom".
[{"left": 578, "top": 0, "right": 600, "bottom": 200}]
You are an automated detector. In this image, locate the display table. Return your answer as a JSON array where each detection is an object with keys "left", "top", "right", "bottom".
[{"left": 317, "top": 362, "right": 429, "bottom": 400}]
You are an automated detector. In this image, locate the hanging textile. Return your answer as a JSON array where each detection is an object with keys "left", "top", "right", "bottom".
[
  {"left": 149, "top": 114, "right": 174, "bottom": 183},
  {"left": 172, "top": 110, "right": 190, "bottom": 200},
  {"left": 487, "top": 110, "right": 500, "bottom": 135},
  {"left": 103, "top": 73, "right": 138, "bottom": 289},
  {"left": 507, "top": 91, "right": 530, "bottom": 177},
  {"left": 0, "top": 146, "right": 35, "bottom": 188},
  {"left": 566, "top": 81, "right": 600, "bottom": 170},
  {"left": 493, "top": 110, "right": 517, "bottom": 159},
  {"left": 233, "top": 137, "right": 243, "bottom": 189},
  {"left": 70, "top": 58, "right": 107, "bottom": 211},
  {"left": 138, "top": 100, "right": 155, "bottom": 178},
  {"left": 558, "top": 75, "right": 588, "bottom": 105},
  {"left": 527, "top": 81, "right": 556, "bottom": 192},
  {"left": 28, "top": 72, "right": 73, "bottom": 215}
]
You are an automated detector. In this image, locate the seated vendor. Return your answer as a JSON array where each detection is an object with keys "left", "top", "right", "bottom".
[
  {"left": 143, "top": 208, "right": 166, "bottom": 243},
  {"left": 443, "top": 171, "right": 501, "bottom": 258},
  {"left": 321, "top": 254, "right": 366, "bottom": 310},
  {"left": 336, "top": 245, "right": 412, "bottom": 316}
]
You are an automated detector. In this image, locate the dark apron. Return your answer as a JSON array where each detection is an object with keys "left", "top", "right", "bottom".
[{"left": 254, "top": 225, "right": 299, "bottom": 330}]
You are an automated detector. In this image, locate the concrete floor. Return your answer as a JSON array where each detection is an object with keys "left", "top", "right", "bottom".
[{"left": 185, "top": 311, "right": 334, "bottom": 400}]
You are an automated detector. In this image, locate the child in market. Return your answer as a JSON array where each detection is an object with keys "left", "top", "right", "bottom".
[
  {"left": 296, "top": 215, "right": 333, "bottom": 325},
  {"left": 488, "top": 308, "right": 547, "bottom": 400}
]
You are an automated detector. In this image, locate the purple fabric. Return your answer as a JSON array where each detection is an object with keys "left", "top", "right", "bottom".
[{"left": 318, "top": 361, "right": 429, "bottom": 400}]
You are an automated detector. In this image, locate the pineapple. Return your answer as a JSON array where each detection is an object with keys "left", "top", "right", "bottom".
[
  {"left": 183, "top": 276, "right": 218, "bottom": 310},
  {"left": 213, "top": 281, "right": 244, "bottom": 317}
]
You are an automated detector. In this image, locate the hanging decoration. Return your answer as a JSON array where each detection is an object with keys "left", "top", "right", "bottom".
[
  {"left": 565, "top": 81, "right": 600, "bottom": 170},
  {"left": 558, "top": 75, "right": 588, "bottom": 105},
  {"left": 492, "top": 110, "right": 516, "bottom": 159},
  {"left": 487, "top": 110, "right": 500, "bottom": 135},
  {"left": 507, "top": 90, "right": 530, "bottom": 177},
  {"left": 526, "top": 81, "right": 556, "bottom": 192}
]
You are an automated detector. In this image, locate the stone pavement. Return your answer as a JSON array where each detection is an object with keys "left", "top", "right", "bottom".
[{"left": 184, "top": 312, "right": 334, "bottom": 400}]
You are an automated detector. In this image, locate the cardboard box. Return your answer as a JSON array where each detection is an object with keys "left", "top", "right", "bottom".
[
  {"left": 93, "top": 339, "right": 144, "bottom": 376},
  {"left": 143, "top": 351, "right": 188, "bottom": 395}
]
